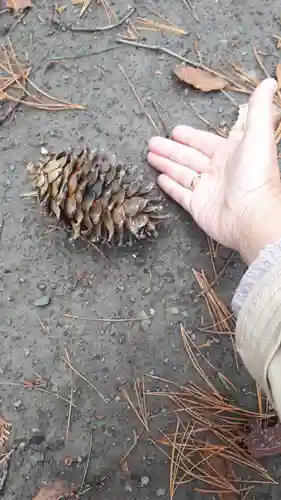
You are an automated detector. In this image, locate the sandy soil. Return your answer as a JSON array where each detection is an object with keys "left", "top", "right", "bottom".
[{"left": 0, "top": 0, "right": 281, "bottom": 498}]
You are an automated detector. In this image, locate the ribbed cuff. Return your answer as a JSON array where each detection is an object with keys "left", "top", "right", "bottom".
[{"left": 232, "top": 238, "right": 281, "bottom": 316}]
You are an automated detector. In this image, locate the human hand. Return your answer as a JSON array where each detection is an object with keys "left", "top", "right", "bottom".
[{"left": 148, "top": 79, "right": 281, "bottom": 264}]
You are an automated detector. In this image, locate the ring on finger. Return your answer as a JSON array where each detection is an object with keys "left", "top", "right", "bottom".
[{"left": 189, "top": 173, "right": 201, "bottom": 191}]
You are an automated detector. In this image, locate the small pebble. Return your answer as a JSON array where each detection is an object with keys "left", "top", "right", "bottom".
[
  {"left": 117, "top": 285, "right": 125, "bottom": 292},
  {"left": 5, "top": 179, "right": 11, "bottom": 187},
  {"left": 124, "top": 484, "right": 133, "bottom": 492},
  {"left": 14, "top": 400, "right": 22, "bottom": 409},
  {"left": 150, "top": 308, "right": 155, "bottom": 316},
  {"left": 191, "top": 333, "right": 196, "bottom": 341},
  {"left": 34, "top": 295, "right": 50, "bottom": 307},
  {"left": 143, "top": 288, "right": 151, "bottom": 295},
  {"left": 182, "top": 311, "right": 189, "bottom": 318},
  {"left": 141, "top": 476, "right": 149, "bottom": 487},
  {"left": 9, "top": 165, "right": 15, "bottom": 171},
  {"left": 40, "top": 147, "right": 48, "bottom": 155},
  {"left": 18, "top": 441, "right": 27, "bottom": 451},
  {"left": 24, "top": 348, "right": 30, "bottom": 357},
  {"left": 171, "top": 307, "right": 179, "bottom": 315},
  {"left": 37, "top": 282, "right": 47, "bottom": 291},
  {"left": 156, "top": 488, "right": 166, "bottom": 497}
]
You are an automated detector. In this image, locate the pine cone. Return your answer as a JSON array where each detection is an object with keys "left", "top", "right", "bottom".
[{"left": 27, "top": 148, "right": 166, "bottom": 246}]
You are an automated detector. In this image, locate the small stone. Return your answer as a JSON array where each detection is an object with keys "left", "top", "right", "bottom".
[
  {"left": 171, "top": 307, "right": 179, "bottom": 315},
  {"left": 34, "top": 295, "right": 50, "bottom": 307},
  {"left": 14, "top": 400, "right": 22, "bottom": 409},
  {"left": 5, "top": 179, "right": 11, "bottom": 187},
  {"left": 141, "top": 476, "right": 149, "bottom": 487},
  {"left": 51, "top": 383, "right": 58, "bottom": 393},
  {"left": 37, "top": 282, "right": 47, "bottom": 291},
  {"left": 191, "top": 333, "right": 196, "bottom": 341},
  {"left": 124, "top": 484, "right": 133, "bottom": 492},
  {"left": 40, "top": 147, "right": 48, "bottom": 155},
  {"left": 0, "top": 368, "right": 4, "bottom": 375},
  {"left": 19, "top": 277, "right": 25, "bottom": 284},
  {"left": 24, "top": 348, "right": 30, "bottom": 357},
  {"left": 9, "top": 165, "right": 15, "bottom": 171},
  {"left": 182, "top": 311, "right": 189, "bottom": 318},
  {"left": 143, "top": 288, "right": 151, "bottom": 295},
  {"left": 117, "top": 285, "right": 125, "bottom": 292},
  {"left": 77, "top": 456, "right": 83, "bottom": 464},
  {"left": 156, "top": 488, "right": 166, "bottom": 496},
  {"left": 150, "top": 308, "right": 155, "bottom": 316},
  {"left": 18, "top": 441, "right": 27, "bottom": 451}
]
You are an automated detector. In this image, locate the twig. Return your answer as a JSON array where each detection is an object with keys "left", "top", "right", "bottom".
[
  {"left": 119, "top": 63, "right": 160, "bottom": 134},
  {"left": 8, "top": 9, "right": 28, "bottom": 34},
  {"left": 77, "top": 433, "right": 93, "bottom": 498},
  {"left": 116, "top": 39, "right": 240, "bottom": 89},
  {"left": 0, "top": 380, "right": 76, "bottom": 407},
  {"left": 182, "top": 0, "right": 199, "bottom": 22},
  {"left": 199, "top": 251, "right": 235, "bottom": 296},
  {"left": 65, "top": 312, "right": 153, "bottom": 323},
  {"left": 46, "top": 45, "right": 119, "bottom": 62},
  {"left": 184, "top": 102, "right": 227, "bottom": 138},
  {"left": 149, "top": 98, "right": 169, "bottom": 137},
  {"left": 65, "top": 349, "right": 74, "bottom": 444},
  {"left": 65, "top": 7, "right": 135, "bottom": 33},
  {"left": 118, "top": 431, "right": 142, "bottom": 468},
  {"left": 62, "top": 356, "right": 108, "bottom": 403}
]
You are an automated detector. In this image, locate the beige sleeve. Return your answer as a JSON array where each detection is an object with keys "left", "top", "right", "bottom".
[{"left": 236, "top": 260, "right": 281, "bottom": 418}]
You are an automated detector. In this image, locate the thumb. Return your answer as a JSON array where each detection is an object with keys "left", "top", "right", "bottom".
[{"left": 244, "top": 78, "right": 277, "bottom": 145}]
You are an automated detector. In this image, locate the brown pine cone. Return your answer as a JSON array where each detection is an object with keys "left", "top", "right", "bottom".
[{"left": 27, "top": 148, "right": 166, "bottom": 246}]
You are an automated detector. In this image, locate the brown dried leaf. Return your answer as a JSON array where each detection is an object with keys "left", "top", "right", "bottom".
[
  {"left": 276, "top": 64, "right": 281, "bottom": 90},
  {"left": 173, "top": 65, "right": 228, "bottom": 92},
  {"left": 247, "top": 422, "right": 281, "bottom": 458},
  {"left": 7, "top": 0, "right": 32, "bottom": 12},
  {"left": 33, "top": 480, "right": 72, "bottom": 500}
]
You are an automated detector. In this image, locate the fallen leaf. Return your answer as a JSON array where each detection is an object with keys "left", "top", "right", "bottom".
[
  {"left": 7, "top": 0, "right": 32, "bottom": 12},
  {"left": 33, "top": 480, "right": 72, "bottom": 500},
  {"left": 247, "top": 422, "right": 281, "bottom": 458},
  {"left": 173, "top": 64, "right": 228, "bottom": 92},
  {"left": 276, "top": 64, "right": 281, "bottom": 90}
]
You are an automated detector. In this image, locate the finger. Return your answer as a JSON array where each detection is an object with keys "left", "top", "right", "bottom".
[
  {"left": 148, "top": 136, "right": 210, "bottom": 172},
  {"left": 157, "top": 174, "right": 192, "bottom": 213},
  {"left": 148, "top": 152, "right": 200, "bottom": 189},
  {"left": 244, "top": 78, "right": 277, "bottom": 145},
  {"left": 171, "top": 125, "right": 225, "bottom": 157}
]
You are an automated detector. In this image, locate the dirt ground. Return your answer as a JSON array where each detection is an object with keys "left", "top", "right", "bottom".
[{"left": 1, "top": 0, "right": 281, "bottom": 498}]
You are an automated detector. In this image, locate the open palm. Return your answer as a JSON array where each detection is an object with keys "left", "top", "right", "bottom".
[{"left": 148, "top": 79, "right": 281, "bottom": 263}]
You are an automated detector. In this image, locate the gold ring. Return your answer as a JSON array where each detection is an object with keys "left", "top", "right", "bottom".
[{"left": 189, "top": 173, "right": 201, "bottom": 191}]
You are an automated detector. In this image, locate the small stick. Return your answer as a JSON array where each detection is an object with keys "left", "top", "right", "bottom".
[
  {"left": 182, "top": 0, "right": 199, "bottom": 22},
  {"left": 149, "top": 98, "right": 169, "bottom": 137},
  {"left": 65, "top": 7, "right": 135, "bottom": 33},
  {"left": 0, "top": 380, "right": 76, "bottom": 407},
  {"left": 65, "top": 312, "right": 153, "bottom": 323},
  {"left": 184, "top": 102, "right": 227, "bottom": 138},
  {"left": 77, "top": 433, "right": 93, "bottom": 498},
  {"left": 143, "top": 6, "right": 179, "bottom": 29},
  {"left": 116, "top": 39, "right": 240, "bottom": 89},
  {"left": 119, "top": 64, "right": 160, "bottom": 134},
  {"left": 46, "top": 45, "right": 119, "bottom": 62},
  {"left": 65, "top": 349, "right": 74, "bottom": 444},
  {"left": 199, "top": 251, "right": 235, "bottom": 296},
  {"left": 118, "top": 431, "right": 142, "bottom": 468},
  {"left": 62, "top": 356, "right": 108, "bottom": 403}
]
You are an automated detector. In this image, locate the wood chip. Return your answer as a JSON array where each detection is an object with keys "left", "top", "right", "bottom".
[{"left": 173, "top": 64, "right": 228, "bottom": 92}]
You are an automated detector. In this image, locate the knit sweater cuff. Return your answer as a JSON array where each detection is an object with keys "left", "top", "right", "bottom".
[{"left": 232, "top": 238, "right": 281, "bottom": 316}]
